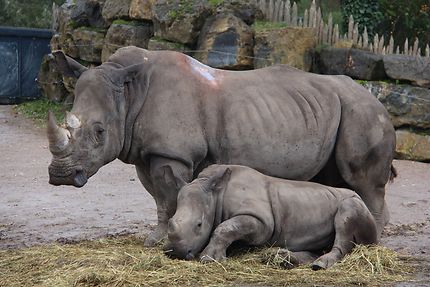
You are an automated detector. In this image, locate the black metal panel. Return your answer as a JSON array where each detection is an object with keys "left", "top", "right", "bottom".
[{"left": 0, "top": 26, "right": 52, "bottom": 104}]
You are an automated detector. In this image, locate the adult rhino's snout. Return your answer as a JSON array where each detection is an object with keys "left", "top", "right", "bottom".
[{"left": 48, "top": 166, "right": 88, "bottom": 187}]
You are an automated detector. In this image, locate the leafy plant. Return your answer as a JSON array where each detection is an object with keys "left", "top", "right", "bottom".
[
  {"left": 341, "top": 0, "right": 383, "bottom": 38},
  {"left": 14, "top": 98, "right": 71, "bottom": 127},
  {"left": 0, "top": 0, "right": 65, "bottom": 29},
  {"left": 378, "top": 0, "right": 430, "bottom": 53}
]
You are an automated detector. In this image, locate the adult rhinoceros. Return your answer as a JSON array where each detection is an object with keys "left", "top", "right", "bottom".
[{"left": 47, "top": 46, "right": 395, "bottom": 245}]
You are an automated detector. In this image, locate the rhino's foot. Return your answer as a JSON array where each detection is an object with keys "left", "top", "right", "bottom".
[
  {"left": 276, "top": 249, "right": 319, "bottom": 269},
  {"left": 311, "top": 252, "right": 341, "bottom": 270},
  {"left": 144, "top": 227, "right": 167, "bottom": 247},
  {"left": 199, "top": 246, "right": 227, "bottom": 263}
]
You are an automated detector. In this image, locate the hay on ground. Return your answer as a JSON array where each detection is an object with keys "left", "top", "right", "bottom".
[{"left": 0, "top": 236, "right": 414, "bottom": 286}]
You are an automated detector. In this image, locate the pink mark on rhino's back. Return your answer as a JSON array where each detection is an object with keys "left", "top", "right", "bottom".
[{"left": 180, "top": 54, "right": 223, "bottom": 88}]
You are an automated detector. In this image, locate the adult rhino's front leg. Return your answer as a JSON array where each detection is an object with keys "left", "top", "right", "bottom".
[{"left": 136, "top": 157, "right": 192, "bottom": 247}]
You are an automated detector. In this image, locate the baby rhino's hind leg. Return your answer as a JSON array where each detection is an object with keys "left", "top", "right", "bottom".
[{"left": 312, "top": 196, "right": 377, "bottom": 270}]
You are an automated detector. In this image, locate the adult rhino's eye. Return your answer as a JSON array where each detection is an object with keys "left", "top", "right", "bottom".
[
  {"left": 93, "top": 124, "right": 105, "bottom": 145},
  {"left": 197, "top": 222, "right": 202, "bottom": 228}
]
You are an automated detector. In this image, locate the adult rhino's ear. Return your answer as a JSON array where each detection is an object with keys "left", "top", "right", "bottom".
[
  {"left": 207, "top": 167, "right": 232, "bottom": 193},
  {"left": 161, "top": 165, "right": 187, "bottom": 190},
  {"left": 110, "top": 63, "right": 145, "bottom": 86},
  {"left": 52, "top": 50, "right": 88, "bottom": 78}
]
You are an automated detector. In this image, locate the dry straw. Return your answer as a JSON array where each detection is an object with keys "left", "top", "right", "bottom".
[{"left": 0, "top": 236, "right": 413, "bottom": 286}]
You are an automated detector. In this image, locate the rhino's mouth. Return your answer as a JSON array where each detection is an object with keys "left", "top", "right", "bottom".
[
  {"left": 49, "top": 163, "right": 88, "bottom": 187},
  {"left": 73, "top": 169, "right": 88, "bottom": 187}
]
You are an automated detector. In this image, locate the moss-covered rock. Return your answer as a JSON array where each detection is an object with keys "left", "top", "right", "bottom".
[
  {"left": 129, "top": 0, "right": 155, "bottom": 21},
  {"left": 152, "top": 0, "right": 212, "bottom": 46},
  {"left": 37, "top": 55, "right": 72, "bottom": 103},
  {"left": 395, "top": 129, "right": 430, "bottom": 162},
  {"left": 101, "top": 22, "right": 154, "bottom": 62},
  {"left": 254, "top": 26, "right": 316, "bottom": 71},
  {"left": 147, "top": 37, "right": 190, "bottom": 54}
]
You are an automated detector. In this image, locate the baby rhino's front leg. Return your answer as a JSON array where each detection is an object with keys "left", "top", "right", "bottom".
[{"left": 200, "top": 215, "right": 269, "bottom": 262}]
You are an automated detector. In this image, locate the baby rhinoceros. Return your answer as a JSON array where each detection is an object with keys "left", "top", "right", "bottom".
[{"left": 166, "top": 164, "right": 377, "bottom": 270}]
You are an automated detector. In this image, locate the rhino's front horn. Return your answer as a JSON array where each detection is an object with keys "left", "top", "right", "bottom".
[{"left": 47, "top": 111, "right": 71, "bottom": 154}]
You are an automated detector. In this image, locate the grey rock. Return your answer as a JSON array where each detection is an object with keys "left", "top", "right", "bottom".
[
  {"left": 383, "top": 54, "right": 430, "bottom": 88},
  {"left": 315, "top": 48, "right": 386, "bottom": 80},
  {"left": 214, "top": 0, "right": 264, "bottom": 25},
  {"left": 102, "top": 0, "right": 132, "bottom": 21},
  {"left": 71, "top": 0, "right": 109, "bottom": 28},
  {"left": 362, "top": 81, "right": 430, "bottom": 129},
  {"left": 195, "top": 14, "right": 253, "bottom": 70}
]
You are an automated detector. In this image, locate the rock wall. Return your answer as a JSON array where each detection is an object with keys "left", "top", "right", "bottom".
[
  {"left": 39, "top": 0, "right": 430, "bottom": 162},
  {"left": 40, "top": 0, "right": 317, "bottom": 101},
  {"left": 361, "top": 81, "right": 430, "bottom": 162}
]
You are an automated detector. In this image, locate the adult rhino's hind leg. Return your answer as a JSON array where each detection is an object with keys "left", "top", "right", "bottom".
[
  {"left": 312, "top": 196, "right": 377, "bottom": 270},
  {"left": 335, "top": 104, "right": 396, "bottom": 237}
]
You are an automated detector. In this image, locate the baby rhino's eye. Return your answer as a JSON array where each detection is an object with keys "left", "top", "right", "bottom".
[{"left": 197, "top": 222, "right": 202, "bottom": 228}]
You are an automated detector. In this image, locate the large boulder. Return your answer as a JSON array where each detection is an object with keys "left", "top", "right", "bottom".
[
  {"left": 315, "top": 48, "right": 386, "bottom": 80},
  {"left": 194, "top": 14, "right": 253, "bottom": 70},
  {"left": 70, "top": 0, "right": 109, "bottom": 28},
  {"left": 52, "top": 0, "right": 74, "bottom": 33},
  {"left": 395, "top": 130, "right": 430, "bottom": 162},
  {"left": 129, "top": 0, "right": 155, "bottom": 20},
  {"left": 362, "top": 81, "right": 430, "bottom": 129},
  {"left": 102, "top": 0, "right": 132, "bottom": 21},
  {"left": 152, "top": 0, "right": 212, "bottom": 46},
  {"left": 213, "top": 0, "right": 264, "bottom": 25},
  {"left": 55, "top": 27, "right": 106, "bottom": 63},
  {"left": 383, "top": 55, "right": 430, "bottom": 88},
  {"left": 101, "top": 22, "right": 153, "bottom": 62},
  {"left": 37, "top": 55, "right": 72, "bottom": 103},
  {"left": 254, "top": 27, "right": 315, "bottom": 71}
]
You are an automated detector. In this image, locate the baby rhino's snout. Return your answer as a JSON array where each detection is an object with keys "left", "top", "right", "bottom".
[{"left": 166, "top": 219, "right": 195, "bottom": 260}]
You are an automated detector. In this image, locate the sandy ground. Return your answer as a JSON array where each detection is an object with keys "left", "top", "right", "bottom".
[{"left": 0, "top": 105, "right": 429, "bottom": 284}]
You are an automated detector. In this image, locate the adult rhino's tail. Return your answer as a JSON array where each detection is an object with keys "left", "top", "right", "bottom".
[{"left": 389, "top": 164, "right": 398, "bottom": 182}]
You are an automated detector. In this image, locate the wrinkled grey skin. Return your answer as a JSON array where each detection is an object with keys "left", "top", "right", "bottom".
[
  {"left": 167, "top": 165, "right": 377, "bottom": 270},
  {"left": 47, "top": 46, "right": 395, "bottom": 246}
]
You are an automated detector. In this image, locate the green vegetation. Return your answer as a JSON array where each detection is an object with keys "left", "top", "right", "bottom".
[
  {"left": 341, "top": 0, "right": 383, "bottom": 38},
  {"left": 151, "top": 36, "right": 187, "bottom": 50},
  {"left": 14, "top": 98, "right": 71, "bottom": 127},
  {"left": 378, "top": 0, "right": 430, "bottom": 52},
  {"left": 168, "top": 0, "right": 195, "bottom": 20},
  {"left": 0, "top": 0, "right": 65, "bottom": 29},
  {"left": 253, "top": 20, "right": 289, "bottom": 31},
  {"left": 208, "top": 0, "right": 224, "bottom": 7},
  {"left": 112, "top": 19, "right": 146, "bottom": 27}
]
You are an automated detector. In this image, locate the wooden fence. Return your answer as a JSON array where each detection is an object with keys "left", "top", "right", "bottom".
[{"left": 252, "top": 0, "right": 429, "bottom": 57}]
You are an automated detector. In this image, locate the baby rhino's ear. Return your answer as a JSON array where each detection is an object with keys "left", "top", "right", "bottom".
[
  {"left": 208, "top": 167, "right": 232, "bottom": 192},
  {"left": 162, "top": 165, "right": 187, "bottom": 190}
]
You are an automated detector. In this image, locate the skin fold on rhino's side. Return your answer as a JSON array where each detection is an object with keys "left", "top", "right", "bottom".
[{"left": 47, "top": 46, "right": 396, "bottom": 246}]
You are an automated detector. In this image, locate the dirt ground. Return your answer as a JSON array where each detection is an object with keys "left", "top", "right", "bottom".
[{"left": 0, "top": 105, "right": 429, "bottom": 284}]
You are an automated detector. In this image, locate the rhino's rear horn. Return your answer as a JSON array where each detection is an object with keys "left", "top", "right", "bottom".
[{"left": 47, "top": 110, "right": 70, "bottom": 153}]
